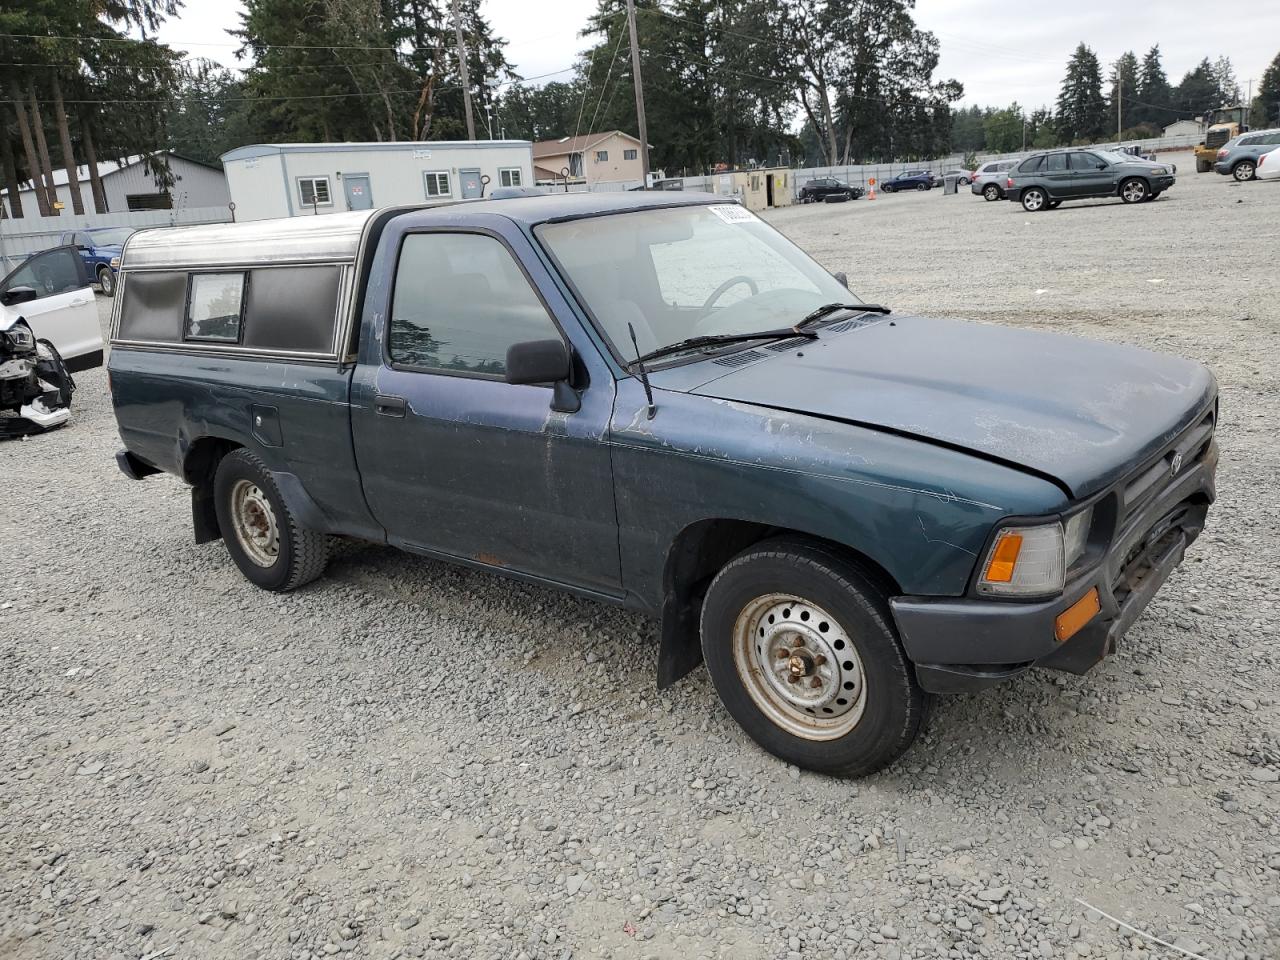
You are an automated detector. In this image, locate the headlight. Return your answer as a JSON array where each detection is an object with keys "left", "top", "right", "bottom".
[
  {"left": 1150, "top": 167, "right": 1167, "bottom": 175},
  {"left": 977, "top": 507, "right": 1094, "bottom": 597},
  {"left": 3, "top": 323, "right": 35, "bottom": 352},
  {"left": 109, "top": 256, "right": 121, "bottom": 268}
]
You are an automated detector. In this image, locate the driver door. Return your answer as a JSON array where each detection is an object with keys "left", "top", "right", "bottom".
[{"left": 0, "top": 246, "right": 102, "bottom": 369}]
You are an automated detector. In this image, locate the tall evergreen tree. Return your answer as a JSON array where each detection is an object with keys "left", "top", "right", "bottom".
[
  {"left": 1135, "top": 45, "right": 1171, "bottom": 126},
  {"left": 1172, "top": 58, "right": 1226, "bottom": 117},
  {"left": 1055, "top": 43, "right": 1107, "bottom": 143},
  {"left": 1257, "top": 49, "right": 1280, "bottom": 127},
  {"left": 1108, "top": 50, "right": 1138, "bottom": 136}
]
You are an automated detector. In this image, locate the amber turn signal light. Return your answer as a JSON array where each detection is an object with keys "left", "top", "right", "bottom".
[
  {"left": 984, "top": 531, "right": 1023, "bottom": 582},
  {"left": 1055, "top": 588, "right": 1100, "bottom": 643}
]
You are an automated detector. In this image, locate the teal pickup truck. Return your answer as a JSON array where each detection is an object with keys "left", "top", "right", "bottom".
[{"left": 108, "top": 194, "right": 1218, "bottom": 776}]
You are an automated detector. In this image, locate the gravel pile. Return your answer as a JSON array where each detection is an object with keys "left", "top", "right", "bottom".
[{"left": 2, "top": 152, "right": 1277, "bottom": 959}]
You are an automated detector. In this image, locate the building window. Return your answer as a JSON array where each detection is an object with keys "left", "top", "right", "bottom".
[
  {"left": 595, "top": 150, "right": 608, "bottom": 162},
  {"left": 297, "top": 177, "right": 331, "bottom": 208},
  {"left": 185, "top": 273, "right": 246, "bottom": 342},
  {"left": 498, "top": 168, "right": 522, "bottom": 188},
  {"left": 126, "top": 193, "right": 173, "bottom": 211},
  {"left": 423, "top": 171, "right": 451, "bottom": 198},
  {"left": 624, "top": 149, "right": 637, "bottom": 161}
]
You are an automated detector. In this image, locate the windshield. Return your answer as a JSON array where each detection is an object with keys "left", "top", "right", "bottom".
[
  {"left": 536, "top": 203, "right": 857, "bottom": 361},
  {"left": 87, "top": 227, "right": 135, "bottom": 246}
]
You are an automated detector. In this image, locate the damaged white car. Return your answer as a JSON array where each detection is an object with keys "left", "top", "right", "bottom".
[{"left": 1, "top": 245, "right": 103, "bottom": 435}]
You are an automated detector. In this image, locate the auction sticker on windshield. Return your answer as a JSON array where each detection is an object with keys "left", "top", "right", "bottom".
[{"left": 708, "top": 205, "right": 757, "bottom": 224}]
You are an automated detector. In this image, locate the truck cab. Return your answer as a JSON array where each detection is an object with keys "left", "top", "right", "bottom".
[{"left": 107, "top": 196, "right": 1217, "bottom": 777}]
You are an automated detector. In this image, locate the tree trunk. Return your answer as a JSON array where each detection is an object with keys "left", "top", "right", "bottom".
[
  {"left": 81, "top": 119, "right": 108, "bottom": 213},
  {"left": 819, "top": 85, "right": 839, "bottom": 167},
  {"left": 1, "top": 134, "right": 22, "bottom": 218},
  {"left": 27, "top": 82, "right": 60, "bottom": 216},
  {"left": 9, "top": 90, "right": 50, "bottom": 216},
  {"left": 798, "top": 86, "right": 829, "bottom": 165},
  {"left": 50, "top": 75, "right": 85, "bottom": 216}
]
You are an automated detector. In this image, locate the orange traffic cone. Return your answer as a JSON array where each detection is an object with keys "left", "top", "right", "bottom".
[{"left": 867, "top": 177, "right": 877, "bottom": 200}]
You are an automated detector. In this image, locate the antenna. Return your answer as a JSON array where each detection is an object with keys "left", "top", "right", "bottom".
[{"left": 627, "top": 321, "right": 656, "bottom": 420}]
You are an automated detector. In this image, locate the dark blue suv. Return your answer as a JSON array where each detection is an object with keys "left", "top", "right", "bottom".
[
  {"left": 58, "top": 227, "right": 134, "bottom": 297},
  {"left": 880, "top": 170, "right": 935, "bottom": 192}
]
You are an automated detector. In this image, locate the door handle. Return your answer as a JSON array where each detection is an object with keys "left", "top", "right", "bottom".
[
  {"left": 71, "top": 297, "right": 91, "bottom": 306},
  {"left": 375, "top": 395, "right": 406, "bottom": 418}
]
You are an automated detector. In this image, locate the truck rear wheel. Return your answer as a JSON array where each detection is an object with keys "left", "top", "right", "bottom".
[
  {"left": 1195, "top": 157, "right": 1211, "bottom": 173},
  {"left": 699, "top": 538, "right": 926, "bottom": 777},
  {"left": 213, "top": 449, "right": 329, "bottom": 591}
]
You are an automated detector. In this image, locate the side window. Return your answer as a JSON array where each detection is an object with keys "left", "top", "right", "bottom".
[
  {"left": 1265, "top": 132, "right": 1280, "bottom": 145},
  {"left": 498, "top": 168, "right": 522, "bottom": 188},
  {"left": 0, "top": 247, "right": 84, "bottom": 298},
  {"left": 1045, "top": 154, "right": 1068, "bottom": 172},
  {"left": 1018, "top": 156, "right": 1044, "bottom": 173},
  {"left": 1069, "top": 152, "right": 1101, "bottom": 170},
  {"left": 424, "top": 171, "right": 451, "bottom": 197},
  {"left": 185, "top": 273, "right": 246, "bottom": 342},
  {"left": 389, "top": 233, "right": 561, "bottom": 378},
  {"left": 298, "top": 177, "right": 331, "bottom": 207}
]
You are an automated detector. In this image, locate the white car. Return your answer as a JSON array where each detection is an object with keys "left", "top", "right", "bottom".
[
  {"left": 1257, "top": 145, "right": 1280, "bottom": 180},
  {"left": 1, "top": 245, "right": 103, "bottom": 434}
]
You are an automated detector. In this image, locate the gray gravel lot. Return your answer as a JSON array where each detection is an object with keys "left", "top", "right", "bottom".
[{"left": 2, "top": 151, "right": 1277, "bottom": 960}]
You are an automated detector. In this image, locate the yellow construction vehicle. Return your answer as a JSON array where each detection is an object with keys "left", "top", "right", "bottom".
[{"left": 1194, "top": 106, "right": 1249, "bottom": 172}]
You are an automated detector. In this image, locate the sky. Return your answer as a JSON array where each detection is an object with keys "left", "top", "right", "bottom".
[{"left": 154, "top": 0, "right": 1279, "bottom": 114}]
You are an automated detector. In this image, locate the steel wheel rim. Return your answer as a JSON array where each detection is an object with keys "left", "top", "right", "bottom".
[
  {"left": 1025, "top": 191, "right": 1044, "bottom": 210},
  {"left": 984, "top": 185, "right": 999, "bottom": 200},
  {"left": 732, "top": 593, "right": 868, "bottom": 741},
  {"left": 1123, "top": 181, "right": 1145, "bottom": 202},
  {"left": 230, "top": 479, "right": 280, "bottom": 567},
  {"left": 1235, "top": 164, "right": 1253, "bottom": 180}
]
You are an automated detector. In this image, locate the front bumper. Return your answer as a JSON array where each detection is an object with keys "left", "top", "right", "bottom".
[
  {"left": 1152, "top": 175, "right": 1176, "bottom": 190},
  {"left": 892, "top": 439, "right": 1217, "bottom": 694}
]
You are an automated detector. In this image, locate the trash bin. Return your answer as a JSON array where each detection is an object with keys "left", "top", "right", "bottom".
[{"left": 943, "top": 174, "right": 959, "bottom": 195}]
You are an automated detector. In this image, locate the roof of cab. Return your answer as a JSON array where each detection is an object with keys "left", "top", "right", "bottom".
[{"left": 119, "top": 192, "right": 724, "bottom": 269}]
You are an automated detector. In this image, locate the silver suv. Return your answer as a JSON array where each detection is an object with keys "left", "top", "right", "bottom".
[
  {"left": 1214, "top": 129, "right": 1280, "bottom": 181},
  {"left": 971, "top": 160, "right": 1017, "bottom": 201}
]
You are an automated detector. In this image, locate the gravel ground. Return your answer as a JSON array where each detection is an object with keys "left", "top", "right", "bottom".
[{"left": 2, "top": 151, "right": 1277, "bottom": 960}]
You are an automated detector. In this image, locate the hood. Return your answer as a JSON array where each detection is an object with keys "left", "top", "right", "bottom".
[{"left": 683, "top": 315, "right": 1214, "bottom": 499}]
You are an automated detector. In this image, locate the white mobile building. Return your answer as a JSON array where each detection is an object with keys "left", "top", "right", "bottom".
[{"left": 220, "top": 141, "right": 535, "bottom": 221}]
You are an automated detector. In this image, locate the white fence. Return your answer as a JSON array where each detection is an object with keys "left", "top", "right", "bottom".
[{"left": 0, "top": 205, "right": 234, "bottom": 273}]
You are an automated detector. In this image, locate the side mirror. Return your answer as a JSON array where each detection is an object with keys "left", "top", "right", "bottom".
[
  {"left": 505, "top": 339, "right": 579, "bottom": 413},
  {"left": 1097, "top": 162, "right": 1107, "bottom": 169},
  {"left": 833, "top": 271, "right": 849, "bottom": 289},
  {"left": 0, "top": 285, "right": 38, "bottom": 307}
]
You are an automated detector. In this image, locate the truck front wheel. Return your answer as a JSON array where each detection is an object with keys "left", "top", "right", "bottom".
[
  {"left": 97, "top": 266, "right": 115, "bottom": 297},
  {"left": 700, "top": 538, "right": 927, "bottom": 777},
  {"left": 213, "top": 449, "right": 329, "bottom": 591}
]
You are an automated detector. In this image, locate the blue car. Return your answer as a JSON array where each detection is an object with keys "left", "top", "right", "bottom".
[
  {"left": 880, "top": 170, "right": 935, "bottom": 192},
  {"left": 58, "top": 226, "right": 135, "bottom": 297}
]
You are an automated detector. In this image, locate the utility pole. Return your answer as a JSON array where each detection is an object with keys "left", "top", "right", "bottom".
[
  {"left": 625, "top": 0, "right": 650, "bottom": 188},
  {"left": 1117, "top": 75, "right": 1122, "bottom": 142},
  {"left": 451, "top": 0, "right": 476, "bottom": 140}
]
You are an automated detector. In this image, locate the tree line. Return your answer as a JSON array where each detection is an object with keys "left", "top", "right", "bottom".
[
  {"left": 953, "top": 43, "right": 1280, "bottom": 156},
  {"left": 4, "top": 0, "right": 1279, "bottom": 219}
]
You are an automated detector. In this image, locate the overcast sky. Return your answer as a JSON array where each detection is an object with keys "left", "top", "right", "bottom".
[{"left": 155, "top": 0, "right": 1279, "bottom": 113}]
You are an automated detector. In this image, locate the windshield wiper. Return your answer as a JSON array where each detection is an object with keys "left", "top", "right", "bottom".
[
  {"left": 796, "top": 302, "right": 893, "bottom": 329},
  {"left": 633, "top": 326, "right": 817, "bottom": 366}
]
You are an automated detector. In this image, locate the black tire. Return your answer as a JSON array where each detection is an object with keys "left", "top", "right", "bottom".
[
  {"left": 1119, "top": 177, "right": 1149, "bottom": 204},
  {"left": 982, "top": 183, "right": 1001, "bottom": 201},
  {"left": 1195, "top": 157, "right": 1212, "bottom": 173},
  {"left": 1021, "top": 187, "right": 1048, "bottom": 212},
  {"left": 97, "top": 266, "right": 115, "bottom": 297},
  {"left": 213, "top": 448, "right": 329, "bottom": 591},
  {"left": 1232, "top": 160, "right": 1256, "bottom": 182},
  {"left": 916, "top": 182, "right": 928, "bottom": 191},
  {"left": 1146, "top": 190, "right": 1161, "bottom": 202},
  {"left": 699, "top": 537, "right": 927, "bottom": 777}
]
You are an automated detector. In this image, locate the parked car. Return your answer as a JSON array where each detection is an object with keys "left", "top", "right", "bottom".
[
  {"left": 1213, "top": 128, "right": 1280, "bottom": 181},
  {"left": 109, "top": 195, "right": 1217, "bottom": 777},
  {"left": 1256, "top": 145, "right": 1280, "bottom": 181},
  {"left": 57, "top": 226, "right": 134, "bottom": 297},
  {"left": 971, "top": 160, "right": 1017, "bottom": 200},
  {"left": 881, "top": 170, "right": 934, "bottom": 192},
  {"left": 943, "top": 168, "right": 975, "bottom": 185},
  {"left": 1006, "top": 149, "right": 1176, "bottom": 212},
  {"left": 1, "top": 245, "right": 103, "bottom": 434},
  {"left": 799, "top": 178, "right": 861, "bottom": 202}
]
